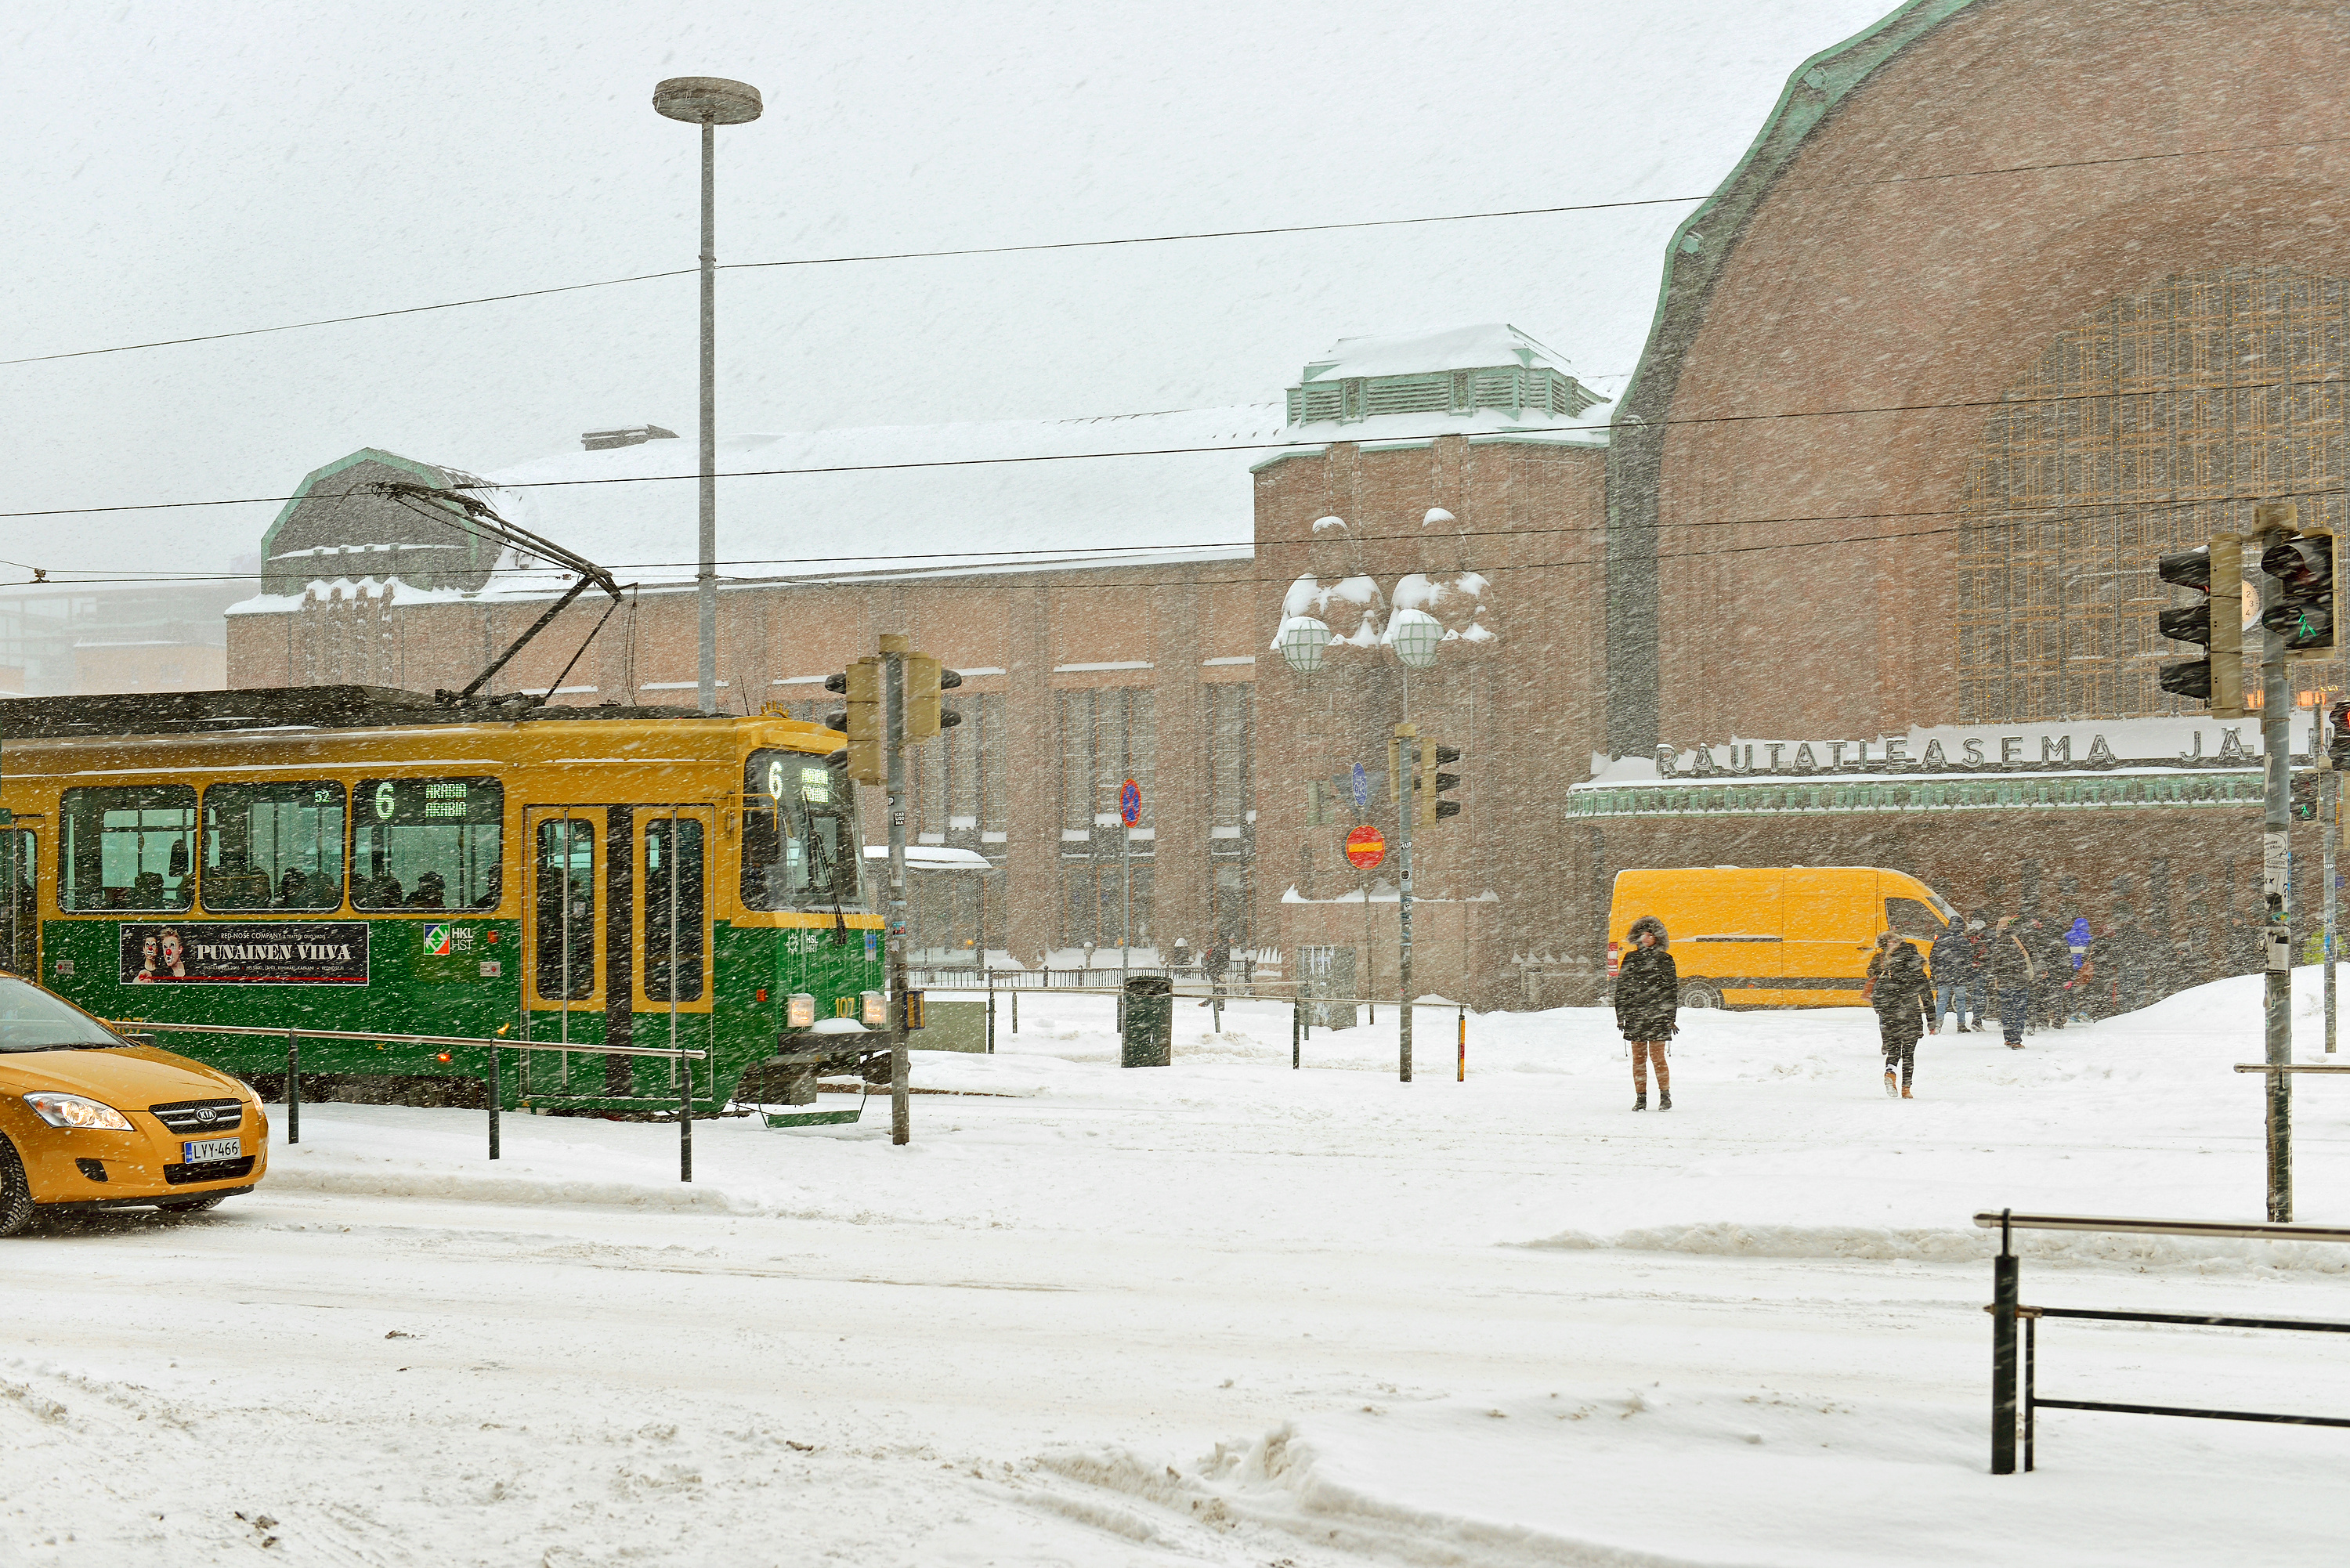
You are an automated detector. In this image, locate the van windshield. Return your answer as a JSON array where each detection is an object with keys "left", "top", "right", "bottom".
[{"left": 0, "top": 977, "right": 126, "bottom": 1052}]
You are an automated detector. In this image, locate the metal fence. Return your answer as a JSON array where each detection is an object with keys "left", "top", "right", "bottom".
[
  {"left": 1976, "top": 1209, "right": 2350, "bottom": 1473},
  {"left": 108, "top": 1019, "right": 708, "bottom": 1183}
]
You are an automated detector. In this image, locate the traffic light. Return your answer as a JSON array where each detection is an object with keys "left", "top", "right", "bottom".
[
  {"left": 1417, "top": 743, "right": 1462, "bottom": 826},
  {"left": 2254, "top": 500, "right": 2337, "bottom": 659},
  {"left": 2156, "top": 535, "right": 2244, "bottom": 716},
  {"left": 2293, "top": 771, "right": 2320, "bottom": 821},
  {"left": 2330, "top": 700, "right": 2350, "bottom": 768},
  {"left": 903, "top": 655, "right": 964, "bottom": 741},
  {"left": 822, "top": 658, "right": 884, "bottom": 783}
]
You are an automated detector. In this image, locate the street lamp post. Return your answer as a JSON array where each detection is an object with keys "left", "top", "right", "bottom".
[{"left": 653, "top": 76, "right": 763, "bottom": 717}]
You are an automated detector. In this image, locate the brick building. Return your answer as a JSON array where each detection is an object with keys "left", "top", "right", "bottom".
[
  {"left": 226, "top": 327, "right": 1610, "bottom": 1004},
  {"left": 223, "top": 0, "right": 2350, "bottom": 1009}
]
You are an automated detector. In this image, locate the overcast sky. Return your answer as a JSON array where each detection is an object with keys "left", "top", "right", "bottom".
[{"left": 0, "top": 0, "right": 1894, "bottom": 581}]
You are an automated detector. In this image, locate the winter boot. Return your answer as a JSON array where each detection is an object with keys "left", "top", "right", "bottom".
[
  {"left": 1633, "top": 1092, "right": 1647, "bottom": 1111},
  {"left": 1884, "top": 1069, "right": 1899, "bottom": 1097},
  {"left": 1901, "top": 1084, "right": 1914, "bottom": 1099},
  {"left": 1658, "top": 1090, "right": 1672, "bottom": 1111}
]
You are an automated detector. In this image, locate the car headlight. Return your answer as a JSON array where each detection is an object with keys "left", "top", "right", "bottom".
[{"left": 24, "top": 1092, "right": 133, "bottom": 1131}]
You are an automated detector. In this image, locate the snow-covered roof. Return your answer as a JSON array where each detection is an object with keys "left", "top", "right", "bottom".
[{"left": 1300, "top": 323, "right": 1579, "bottom": 383}]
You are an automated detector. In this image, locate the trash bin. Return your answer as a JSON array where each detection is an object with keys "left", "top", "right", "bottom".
[{"left": 1121, "top": 975, "right": 1173, "bottom": 1068}]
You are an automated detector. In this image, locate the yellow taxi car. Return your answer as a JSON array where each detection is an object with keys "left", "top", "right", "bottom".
[{"left": 0, "top": 973, "right": 267, "bottom": 1234}]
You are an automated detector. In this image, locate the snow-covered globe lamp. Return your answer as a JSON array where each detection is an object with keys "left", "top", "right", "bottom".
[
  {"left": 1277, "top": 616, "right": 1332, "bottom": 674},
  {"left": 1387, "top": 607, "right": 1443, "bottom": 669}
]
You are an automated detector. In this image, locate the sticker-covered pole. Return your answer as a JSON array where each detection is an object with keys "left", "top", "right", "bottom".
[
  {"left": 2258, "top": 507, "right": 2293, "bottom": 1223},
  {"left": 884, "top": 636, "right": 912, "bottom": 1146}
]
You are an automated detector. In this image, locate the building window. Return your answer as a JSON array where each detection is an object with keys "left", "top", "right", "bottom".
[{"left": 1058, "top": 688, "right": 1154, "bottom": 951}]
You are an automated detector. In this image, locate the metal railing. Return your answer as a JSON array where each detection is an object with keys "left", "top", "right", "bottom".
[
  {"left": 909, "top": 979, "right": 1472, "bottom": 1077},
  {"left": 108, "top": 1019, "right": 708, "bottom": 1183},
  {"left": 1975, "top": 1209, "right": 2350, "bottom": 1473}
]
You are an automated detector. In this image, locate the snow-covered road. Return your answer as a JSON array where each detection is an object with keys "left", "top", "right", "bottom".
[{"left": 6, "top": 977, "right": 2349, "bottom": 1565}]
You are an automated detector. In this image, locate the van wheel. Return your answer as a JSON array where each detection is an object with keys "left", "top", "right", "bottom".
[
  {"left": 0, "top": 1137, "right": 32, "bottom": 1237},
  {"left": 1679, "top": 983, "right": 1722, "bottom": 1010},
  {"left": 156, "top": 1194, "right": 227, "bottom": 1216}
]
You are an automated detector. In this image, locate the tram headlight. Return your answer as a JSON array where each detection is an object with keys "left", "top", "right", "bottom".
[
  {"left": 785, "top": 992, "right": 816, "bottom": 1029},
  {"left": 860, "top": 990, "right": 888, "bottom": 1028},
  {"left": 24, "top": 1092, "right": 132, "bottom": 1131}
]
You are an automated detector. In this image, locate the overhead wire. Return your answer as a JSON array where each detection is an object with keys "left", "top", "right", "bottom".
[
  {"left": 6, "top": 362, "right": 2348, "bottom": 529},
  {"left": 13, "top": 130, "right": 2350, "bottom": 369},
  {"left": 23, "top": 479, "right": 2350, "bottom": 594}
]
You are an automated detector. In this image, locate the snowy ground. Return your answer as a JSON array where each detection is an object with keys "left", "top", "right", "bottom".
[{"left": 6, "top": 974, "right": 2350, "bottom": 1565}]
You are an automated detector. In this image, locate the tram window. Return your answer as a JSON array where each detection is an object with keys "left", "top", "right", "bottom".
[
  {"left": 643, "top": 816, "right": 705, "bottom": 1002},
  {"left": 352, "top": 777, "right": 503, "bottom": 911},
  {"left": 203, "top": 782, "right": 345, "bottom": 912},
  {"left": 60, "top": 786, "right": 196, "bottom": 912},
  {"left": 534, "top": 818, "right": 595, "bottom": 1001},
  {"left": 0, "top": 830, "right": 32, "bottom": 975},
  {"left": 739, "top": 750, "right": 864, "bottom": 912}
]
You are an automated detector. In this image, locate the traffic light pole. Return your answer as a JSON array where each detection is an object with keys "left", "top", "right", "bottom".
[
  {"left": 883, "top": 636, "right": 911, "bottom": 1147},
  {"left": 1396, "top": 724, "right": 1415, "bottom": 1083},
  {"left": 2258, "top": 557, "right": 2292, "bottom": 1223},
  {"left": 2327, "top": 762, "right": 2340, "bottom": 1057}
]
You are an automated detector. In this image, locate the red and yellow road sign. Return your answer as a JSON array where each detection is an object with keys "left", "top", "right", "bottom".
[{"left": 1343, "top": 824, "right": 1386, "bottom": 869}]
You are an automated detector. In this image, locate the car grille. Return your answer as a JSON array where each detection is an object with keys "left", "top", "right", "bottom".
[
  {"left": 164, "top": 1156, "right": 255, "bottom": 1186},
  {"left": 149, "top": 1098, "right": 244, "bottom": 1133}
]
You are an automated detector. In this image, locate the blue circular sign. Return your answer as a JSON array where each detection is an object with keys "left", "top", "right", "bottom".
[{"left": 1119, "top": 779, "right": 1142, "bottom": 826}]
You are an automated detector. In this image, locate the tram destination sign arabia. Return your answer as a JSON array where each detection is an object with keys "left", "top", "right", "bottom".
[{"left": 119, "top": 922, "right": 370, "bottom": 986}]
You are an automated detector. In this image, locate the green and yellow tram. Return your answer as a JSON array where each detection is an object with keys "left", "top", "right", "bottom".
[{"left": 0, "top": 687, "right": 887, "bottom": 1114}]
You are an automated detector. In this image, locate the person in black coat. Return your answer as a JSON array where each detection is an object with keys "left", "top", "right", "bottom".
[
  {"left": 1866, "top": 931, "right": 1934, "bottom": 1098},
  {"left": 1927, "top": 916, "right": 1975, "bottom": 1034},
  {"left": 1614, "top": 915, "right": 1678, "bottom": 1111}
]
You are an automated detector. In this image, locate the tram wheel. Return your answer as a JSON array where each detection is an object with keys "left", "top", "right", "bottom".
[{"left": 0, "top": 1138, "right": 31, "bottom": 1237}]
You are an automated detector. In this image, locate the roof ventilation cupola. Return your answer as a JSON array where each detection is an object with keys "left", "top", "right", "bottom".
[{"left": 1285, "top": 323, "right": 1602, "bottom": 427}]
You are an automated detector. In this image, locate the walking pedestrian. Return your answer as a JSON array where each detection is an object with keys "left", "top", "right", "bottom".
[
  {"left": 1865, "top": 931, "right": 1934, "bottom": 1097},
  {"left": 1965, "top": 914, "right": 1994, "bottom": 1028},
  {"left": 1986, "top": 916, "right": 2037, "bottom": 1050},
  {"left": 1614, "top": 916, "right": 1677, "bottom": 1111},
  {"left": 1929, "top": 914, "right": 1975, "bottom": 1033}
]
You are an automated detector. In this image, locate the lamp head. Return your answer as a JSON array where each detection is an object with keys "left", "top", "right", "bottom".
[{"left": 654, "top": 77, "right": 764, "bottom": 125}]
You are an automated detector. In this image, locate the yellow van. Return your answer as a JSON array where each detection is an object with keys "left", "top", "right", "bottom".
[{"left": 1607, "top": 866, "right": 1958, "bottom": 1010}]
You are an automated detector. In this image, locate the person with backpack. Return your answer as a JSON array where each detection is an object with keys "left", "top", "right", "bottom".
[
  {"left": 1614, "top": 916, "right": 1678, "bottom": 1111},
  {"left": 1866, "top": 930, "right": 1934, "bottom": 1097},
  {"left": 1985, "top": 916, "right": 2037, "bottom": 1049},
  {"left": 1928, "top": 914, "right": 1975, "bottom": 1033}
]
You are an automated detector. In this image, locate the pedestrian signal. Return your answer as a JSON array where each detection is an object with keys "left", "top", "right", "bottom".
[
  {"left": 2155, "top": 537, "right": 2244, "bottom": 717},
  {"left": 822, "top": 659, "right": 884, "bottom": 783},
  {"left": 903, "top": 655, "right": 964, "bottom": 741},
  {"left": 2255, "top": 503, "right": 2337, "bottom": 659}
]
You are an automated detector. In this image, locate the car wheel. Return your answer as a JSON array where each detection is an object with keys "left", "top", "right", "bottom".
[
  {"left": 0, "top": 1136, "right": 32, "bottom": 1237},
  {"left": 1678, "top": 983, "right": 1722, "bottom": 1010},
  {"left": 156, "top": 1194, "right": 228, "bottom": 1216}
]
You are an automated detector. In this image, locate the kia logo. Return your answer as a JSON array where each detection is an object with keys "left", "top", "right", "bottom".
[{"left": 196, "top": 1108, "right": 215, "bottom": 1124}]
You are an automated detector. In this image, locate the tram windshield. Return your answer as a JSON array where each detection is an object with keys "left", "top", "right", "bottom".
[{"left": 740, "top": 750, "right": 865, "bottom": 911}]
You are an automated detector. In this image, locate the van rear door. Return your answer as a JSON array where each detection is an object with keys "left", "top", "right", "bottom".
[{"left": 1781, "top": 869, "right": 1875, "bottom": 1006}]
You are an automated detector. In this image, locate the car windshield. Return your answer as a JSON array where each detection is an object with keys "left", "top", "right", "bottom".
[{"left": 0, "top": 976, "right": 126, "bottom": 1052}]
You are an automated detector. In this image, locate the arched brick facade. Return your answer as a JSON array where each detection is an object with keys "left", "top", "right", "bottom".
[{"left": 1610, "top": 0, "right": 2350, "bottom": 749}]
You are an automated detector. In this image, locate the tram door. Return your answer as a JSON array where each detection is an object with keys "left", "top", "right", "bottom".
[
  {"left": 633, "top": 807, "right": 714, "bottom": 1101},
  {"left": 521, "top": 806, "right": 609, "bottom": 1095},
  {"left": 0, "top": 827, "right": 36, "bottom": 978}
]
